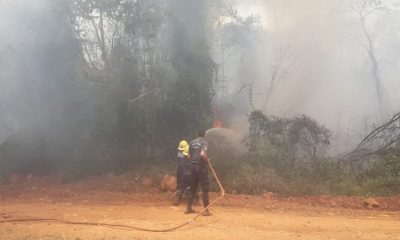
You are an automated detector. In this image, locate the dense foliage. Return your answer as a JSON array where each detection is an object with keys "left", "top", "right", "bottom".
[
  {"left": 0, "top": 0, "right": 399, "bottom": 197},
  {"left": 208, "top": 111, "right": 400, "bottom": 196}
]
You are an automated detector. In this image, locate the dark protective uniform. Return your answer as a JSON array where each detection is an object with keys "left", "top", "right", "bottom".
[
  {"left": 175, "top": 151, "right": 185, "bottom": 199},
  {"left": 188, "top": 137, "right": 210, "bottom": 208},
  {"left": 176, "top": 151, "right": 193, "bottom": 199}
]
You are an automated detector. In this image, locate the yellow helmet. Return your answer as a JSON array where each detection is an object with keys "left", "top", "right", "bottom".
[
  {"left": 177, "top": 140, "right": 188, "bottom": 151},
  {"left": 182, "top": 145, "right": 189, "bottom": 156}
]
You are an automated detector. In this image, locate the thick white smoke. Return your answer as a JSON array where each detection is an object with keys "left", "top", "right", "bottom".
[{"left": 222, "top": 0, "right": 400, "bottom": 152}]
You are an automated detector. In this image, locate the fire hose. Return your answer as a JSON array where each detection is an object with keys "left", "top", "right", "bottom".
[{"left": 0, "top": 161, "right": 225, "bottom": 232}]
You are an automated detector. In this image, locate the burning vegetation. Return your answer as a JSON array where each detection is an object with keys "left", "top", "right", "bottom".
[{"left": 0, "top": 0, "right": 400, "bottom": 197}]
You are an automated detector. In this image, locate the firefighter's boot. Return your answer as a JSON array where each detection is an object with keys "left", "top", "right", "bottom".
[{"left": 185, "top": 198, "right": 196, "bottom": 214}]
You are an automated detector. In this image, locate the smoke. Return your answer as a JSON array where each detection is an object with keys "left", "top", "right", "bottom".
[
  {"left": 1, "top": 0, "right": 400, "bottom": 169},
  {"left": 220, "top": 0, "right": 400, "bottom": 152},
  {"left": 0, "top": 0, "right": 92, "bottom": 168}
]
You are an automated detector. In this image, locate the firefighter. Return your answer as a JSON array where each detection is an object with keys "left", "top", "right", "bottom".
[
  {"left": 173, "top": 140, "right": 189, "bottom": 205},
  {"left": 186, "top": 129, "right": 212, "bottom": 216}
]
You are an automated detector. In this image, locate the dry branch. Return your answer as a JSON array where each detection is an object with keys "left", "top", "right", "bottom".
[{"left": 341, "top": 112, "right": 400, "bottom": 162}]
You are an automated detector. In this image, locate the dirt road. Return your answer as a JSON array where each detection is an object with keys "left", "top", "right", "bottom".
[
  {"left": 1, "top": 199, "right": 400, "bottom": 240},
  {"left": 0, "top": 174, "right": 399, "bottom": 240}
]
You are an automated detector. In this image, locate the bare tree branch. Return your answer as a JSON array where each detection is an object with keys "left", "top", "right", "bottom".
[
  {"left": 261, "top": 45, "right": 296, "bottom": 111},
  {"left": 341, "top": 112, "right": 400, "bottom": 162}
]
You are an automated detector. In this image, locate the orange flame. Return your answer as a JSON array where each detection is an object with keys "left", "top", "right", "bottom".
[
  {"left": 213, "top": 106, "right": 223, "bottom": 128},
  {"left": 214, "top": 118, "right": 223, "bottom": 128}
]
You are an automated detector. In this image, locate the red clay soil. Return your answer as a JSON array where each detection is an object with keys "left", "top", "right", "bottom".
[
  {"left": 2, "top": 173, "right": 399, "bottom": 211},
  {"left": 0, "top": 173, "right": 399, "bottom": 240}
]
